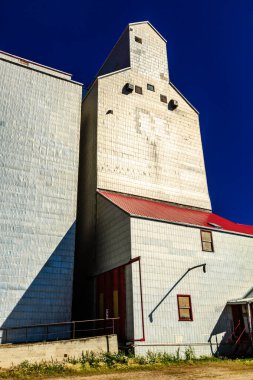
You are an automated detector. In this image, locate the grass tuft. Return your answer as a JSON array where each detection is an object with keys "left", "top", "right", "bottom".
[{"left": 1, "top": 347, "right": 253, "bottom": 379}]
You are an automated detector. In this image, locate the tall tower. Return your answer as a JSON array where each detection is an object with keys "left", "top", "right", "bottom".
[
  {"left": 0, "top": 51, "right": 82, "bottom": 341},
  {"left": 73, "top": 21, "right": 211, "bottom": 320}
]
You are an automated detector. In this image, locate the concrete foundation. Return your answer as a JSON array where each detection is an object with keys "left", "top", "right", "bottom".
[{"left": 0, "top": 335, "right": 118, "bottom": 368}]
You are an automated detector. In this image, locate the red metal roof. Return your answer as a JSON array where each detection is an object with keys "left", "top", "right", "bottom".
[{"left": 98, "top": 191, "right": 253, "bottom": 237}]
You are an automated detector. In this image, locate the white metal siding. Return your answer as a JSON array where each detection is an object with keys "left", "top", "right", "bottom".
[
  {"left": 0, "top": 58, "right": 81, "bottom": 337},
  {"left": 131, "top": 218, "right": 253, "bottom": 356}
]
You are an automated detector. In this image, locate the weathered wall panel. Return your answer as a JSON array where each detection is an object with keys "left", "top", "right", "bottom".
[
  {"left": 129, "top": 23, "right": 169, "bottom": 82},
  {"left": 97, "top": 69, "right": 211, "bottom": 210},
  {"left": 96, "top": 22, "right": 211, "bottom": 210},
  {"left": 131, "top": 218, "right": 253, "bottom": 356},
  {"left": 0, "top": 55, "right": 81, "bottom": 337},
  {"left": 96, "top": 195, "right": 133, "bottom": 340}
]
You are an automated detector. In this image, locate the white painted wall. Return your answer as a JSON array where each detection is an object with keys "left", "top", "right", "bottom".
[
  {"left": 96, "top": 22, "right": 211, "bottom": 210},
  {"left": 96, "top": 195, "right": 131, "bottom": 273},
  {"left": 130, "top": 218, "right": 253, "bottom": 356},
  {"left": 129, "top": 23, "right": 169, "bottom": 82},
  {"left": 96, "top": 195, "right": 133, "bottom": 340},
  {"left": 0, "top": 55, "right": 81, "bottom": 338}
]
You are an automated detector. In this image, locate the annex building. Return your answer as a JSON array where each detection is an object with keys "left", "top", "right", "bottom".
[{"left": 1, "top": 22, "right": 253, "bottom": 357}]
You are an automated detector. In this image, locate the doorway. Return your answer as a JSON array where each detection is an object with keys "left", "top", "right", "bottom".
[{"left": 96, "top": 267, "right": 126, "bottom": 342}]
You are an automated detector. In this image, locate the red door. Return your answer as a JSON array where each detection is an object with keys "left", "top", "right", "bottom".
[{"left": 96, "top": 267, "right": 126, "bottom": 342}]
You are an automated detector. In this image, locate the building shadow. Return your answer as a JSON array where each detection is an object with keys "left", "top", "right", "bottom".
[
  {"left": 1, "top": 222, "right": 76, "bottom": 344},
  {"left": 207, "top": 305, "right": 234, "bottom": 357},
  {"left": 209, "top": 303, "right": 253, "bottom": 358}
]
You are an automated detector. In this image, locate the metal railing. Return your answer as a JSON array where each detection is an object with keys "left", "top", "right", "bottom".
[
  {"left": 225, "top": 318, "right": 253, "bottom": 343},
  {"left": 235, "top": 326, "right": 247, "bottom": 345},
  {"left": 0, "top": 317, "right": 119, "bottom": 344}
]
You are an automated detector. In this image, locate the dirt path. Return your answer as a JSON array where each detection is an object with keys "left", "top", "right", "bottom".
[{"left": 47, "top": 364, "right": 253, "bottom": 380}]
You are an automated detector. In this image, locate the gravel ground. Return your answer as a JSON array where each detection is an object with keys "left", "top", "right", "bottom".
[{"left": 47, "top": 363, "right": 253, "bottom": 380}]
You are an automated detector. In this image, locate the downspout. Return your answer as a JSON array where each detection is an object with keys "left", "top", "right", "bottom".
[
  {"left": 135, "top": 257, "right": 145, "bottom": 341},
  {"left": 148, "top": 263, "right": 206, "bottom": 322},
  {"left": 126, "top": 256, "right": 145, "bottom": 342},
  {"left": 247, "top": 302, "right": 253, "bottom": 350}
]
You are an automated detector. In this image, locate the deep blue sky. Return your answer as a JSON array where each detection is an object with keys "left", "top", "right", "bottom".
[{"left": 1, "top": 0, "right": 253, "bottom": 225}]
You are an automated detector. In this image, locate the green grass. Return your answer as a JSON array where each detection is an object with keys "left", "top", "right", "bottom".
[{"left": 1, "top": 348, "right": 253, "bottom": 379}]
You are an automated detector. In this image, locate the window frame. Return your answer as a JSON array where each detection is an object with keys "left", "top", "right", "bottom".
[
  {"left": 177, "top": 294, "right": 193, "bottom": 321},
  {"left": 160, "top": 94, "right": 167, "bottom": 103},
  {"left": 200, "top": 230, "right": 214, "bottom": 252},
  {"left": 135, "top": 85, "right": 143, "bottom": 95},
  {"left": 147, "top": 84, "right": 155, "bottom": 92}
]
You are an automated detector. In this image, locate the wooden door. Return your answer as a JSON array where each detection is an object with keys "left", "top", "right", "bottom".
[{"left": 96, "top": 267, "right": 126, "bottom": 342}]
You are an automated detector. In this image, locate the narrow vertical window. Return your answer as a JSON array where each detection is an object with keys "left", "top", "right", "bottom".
[
  {"left": 177, "top": 295, "right": 193, "bottom": 321},
  {"left": 201, "top": 230, "right": 214, "bottom": 252}
]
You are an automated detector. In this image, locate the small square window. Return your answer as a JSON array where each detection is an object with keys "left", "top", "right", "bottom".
[
  {"left": 177, "top": 295, "right": 193, "bottom": 321},
  {"left": 160, "top": 94, "right": 167, "bottom": 103},
  {"left": 135, "top": 85, "right": 143, "bottom": 94},
  {"left": 200, "top": 230, "right": 214, "bottom": 252},
  {"left": 147, "top": 84, "right": 155, "bottom": 92},
  {"left": 135, "top": 36, "right": 142, "bottom": 44}
]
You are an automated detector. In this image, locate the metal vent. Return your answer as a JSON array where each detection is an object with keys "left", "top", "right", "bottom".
[
  {"left": 125, "top": 83, "right": 134, "bottom": 92},
  {"left": 208, "top": 222, "right": 221, "bottom": 229},
  {"left": 169, "top": 99, "right": 178, "bottom": 110},
  {"left": 135, "top": 36, "right": 142, "bottom": 44}
]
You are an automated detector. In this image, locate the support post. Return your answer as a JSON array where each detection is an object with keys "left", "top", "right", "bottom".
[
  {"left": 73, "top": 322, "right": 76, "bottom": 339},
  {"left": 247, "top": 303, "right": 253, "bottom": 350}
]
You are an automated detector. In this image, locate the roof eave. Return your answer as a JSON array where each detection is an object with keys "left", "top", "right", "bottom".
[
  {"left": 0, "top": 50, "right": 72, "bottom": 77},
  {"left": 130, "top": 214, "right": 253, "bottom": 239},
  {"left": 98, "top": 191, "right": 253, "bottom": 239}
]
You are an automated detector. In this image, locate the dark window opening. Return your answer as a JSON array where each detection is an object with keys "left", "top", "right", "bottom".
[
  {"left": 135, "top": 85, "right": 143, "bottom": 94},
  {"left": 160, "top": 94, "right": 167, "bottom": 103},
  {"left": 177, "top": 295, "right": 193, "bottom": 321},
  {"left": 147, "top": 84, "right": 155, "bottom": 92},
  {"left": 135, "top": 36, "right": 142, "bottom": 44},
  {"left": 201, "top": 230, "right": 214, "bottom": 252}
]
